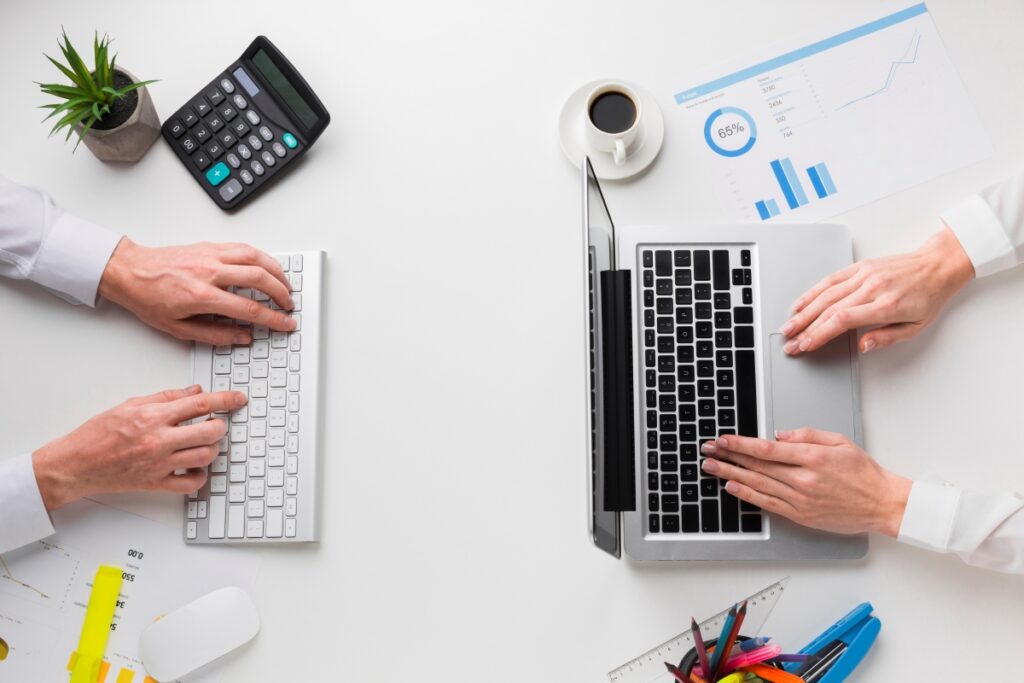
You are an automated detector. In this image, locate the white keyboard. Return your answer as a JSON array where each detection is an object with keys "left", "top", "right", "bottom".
[{"left": 185, "top": 251, "right": 324, "bottom": 543}]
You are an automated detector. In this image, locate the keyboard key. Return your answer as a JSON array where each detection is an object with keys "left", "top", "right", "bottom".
[
  {"left": 267, "top": 509, "right": 284, "bottom": 538},
  {"left": 231, "top": 119, "right": 250, "bottom": 137},
  {"left": 169, "top": 119, "right": 186, "bottom": 138},
  {"left": 662, "top": 515, "right": 680, "bottom": 533},
  {"left": 693, "top": 251, "right": 710, "bottom": 281},
  {"left": 721, "top": 491, "right": 740, "bottom": 532},
  {"left": 681, "top": 484, "right": 698, "bottom": 502},
  {"left": 285, "top": 518, "right": 297, "bottom": 537},
  {"left": 246, "top": 109, "right": 261, "bottom": 126},
  {"left": 207, "top": 88, "right": 225, "bottom": 106},
  {"left": 712, "top": 250, "right": 730, "bottom": 290},
  {"left": 735, "top": 326, "right": 755, "bottom": 348},
  {"left": 655, "top": 250, "right": 671, "bottom": 275},
  {"left": 228, "top": 505, "right": 245, "bottom": 538},
  {"left": 741, "top": 249, "right": 751, "bottom": 266},
  {"left": 193, "top": 152, "right": 212, "bottom": 171},
  {"left": 186, "top": 521, "right": 198, "bottom": 539},
  {"left": 674, "top": 250, "right": 691, "bottom": 267},
  {"left": 681, "top": 464, "right": 698, "bottom": 481},
  {"left": 714, "top": 311, "right": 732, "bottom": 329},
  {"left": 649, "top": 514, "right": 661, "bottom": 533},
  {"left": 661, "top": 494, "right": 680, "bottom": 513},
  {"left": 741, "top": 514, "right": 763, "bottom": 532},
  {"left": 674, "top": 270, "right": 692, "bottom": 286},
  {"left": 695, "top": 303, "right": 712, "bottom": 320},
  {"left": 694, "top": 283, "right": 711, "bottom": 300},
  {"left": 259, "top": 125, "right": 274, "bottom": 142},
  {"left": 681, "top": 505, "right": 700, "bottom": 532},
  {"left": 734, "top": 307, "right": 753, "bottom": 324},
  {"left": 742, "top": 287, "right": 753, "bottom": 305},
  {"left": 701, "top": 500, "right": 720, "bottom": 532},
  {"left": 736, "top": 351, "right": 758, "bottom": 437},
  {"left": 208, "top": 496, "right": 226, "bottom": 538}
]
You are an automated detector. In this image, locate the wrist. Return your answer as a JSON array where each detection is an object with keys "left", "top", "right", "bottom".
[
  {"left": 871, "top": 471, "right": 912, "bottom": 538},
  {"left": 31, "top": 445, "right": 79, "bottom": 511},
  {"left": 98, "top": 236, "right": 139, "bottom": 305},
  {"left": 919, "top": 227, "right": 975, "bottom": 295}
]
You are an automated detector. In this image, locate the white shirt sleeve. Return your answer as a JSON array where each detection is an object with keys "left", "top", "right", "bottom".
[
  {"left": 941, "top": 171, "right": 1024, "bottom": 277},
  {"left": 898, "top": 479, "right": 1024, "bottom": 574},
  {"left": 0, "top": 174, "right": 122, "bottom": 305},
  {"left": 0, "top": 454, "right": 56, "bottom": 554}
]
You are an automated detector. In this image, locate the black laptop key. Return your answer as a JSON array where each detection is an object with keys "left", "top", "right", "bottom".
[
  {"left": 741, "top": 500, "right": 761, "bottom": 513},
  {"left": 714, "top": 312, "right": 732, "bottom": 329},
  {"left": 741, "top": 514, "right": 762, "bottom": 532},
  {"left": 679, "top": 423, "right": 697, "bottom": 441},
  {"left": 718, "top": 409, "right": 736, "bottom": 427},
  {"left": 681, "top": 484, "right": 699, "bottom": 501},
  {"left": 659, "top": 374, "right": 675, "bottom": 392},
  {"left": 645, "top": 350, "right": 656, "bottom": 368},
  {"left": 693, "top": 250, "right": 711, "bottom": 281},
  {"left": 678, "top": 364, "right": 695, "bottom": 382},
  {"left": 675, "top": 269, "right": 693, "bottom": 287},
  {"left": 656, "top": 298, "right": 673, "bottom": 314},
  {"left": 644, "top": 291, "right": 654, "bottom": 307},
  {"left": 741, "top": 249, "right": 751, "bottom": 266},
  {"left": 662, "top": 493, "right": 680, "bottom": 513},
  {"left": 645, "top": 310, "right": 655, "bottom": 327},
  {"left": 717, "top": 369, "right": 734, "bottom": 386},
  {"left": 648, "top": 472, "right": 659, "bottom": 490},
  {"left": 743, "top": 269, "right": 752, "bottom": 285},
  {"left": 735, "top": 326, "right": 755, "bottom": 348},
  {"left": 697, "top": 380, "right": 715, "bottom": 397},
  {"left": 734, "top": 306, "right": 753, "bottom": 324},
  {"left": 681, "top": 464, "right": 698, "bottom": 482},
  {"left": 660, "top": 434, "right": 678, "bottom": 452},
  {"left": 697, "top": 360, "right": 714, "bottom": 377},
  {"left": 742, "top": 287, "right": 753, "bottom": 304},
  {"left": 661, "top": 474, "right": 678, "bottom": 491},
  {"left": 647, "top": 432, "right": 658, "bottom": 449},
  {"left": 646, "top": 370, "right": 657, "bottom": 388},
  {"left": 643, "top": 251, "right": 653, "bottom": 267},
  {"left": 679, "top": 404, "right": 696, "bottom": 422},
  {"left": 696, "top": 341, "right": 713, "bottom": 358},
  {"left": 695, "top": 303, "right": 712, "bottom": 320},
  {"left": 660, "top": 414, "right": 677, "bottom": 431},
  {"left": 732, "top": 268, "right": 743, "bottom": 286},
  {"left": 678, "top": 346, "right": 694, "bottom": 363},
  {"left": 696, "top": 321, "right": 713, "bottom": 339},
  {"left": 677, "top": 325, "right": 694, "bottom": 344},
  {"left": 736, "top": 350, "right": 758, "bottom": 437},
  {"left": 714, "top": 292, "right": 731, "bottom": 309},
  {"left": 645, "top": 330, "right": 656, "bottom": 348},
  {"left": 712, "top": 250, "right": 730, "bottom": 290},
  {"left": 659, "top": 394, "right": 676, "bottom": 411},
  {"left": 675, "top": 250, "right": 691, "bottom": 267},
  {"left": 701, "top": 500, "right": 720, "bottom": 532},
  {"left": 715, "top": 331, "right": 733, "bottom": 347},
  {"left": 695, "top": 283, "right": 711, "bottom": 301},
  {"left": 682, "top": 505, "right": 700, "bottom": 532},
  {"left": 655, "top": 250, "right": 671, "bottom": 275},
  {"left": 658, "top": 317, "right": 674, "bottom": 333},
  {"left": 646, "top": 410, "right": 657, "bottom": 428},
  {"left": 718, "top": 389, "right": 735, "bottom": 406},
  {"left": 662, "top": 514, "right": 680, "bottom": 533},
  {"left": 678, "top": 384, "right": 695, "bottom": 402},
  {"left": 681, "top": 443, "right": 698, "bottom": 461},
  {"left": 700, "top": 477, "right": 718, "bottom": 497},
  {"left": 661, "top": 453, "right": 678, "bottom": 471},
  {"left": 658, "top": 335, "right": 673, "bottom": 352},
  {"left": 648, "top": 452, "right": 658, "bottom": 469},
  {"left": 699, "top": 419, "right": 717, "bottom": 437},
  {"left": 656, "top": 278, "right": 672, "bottom": 295},
  {"left": 643, "top": 269, "right": 654, "bottom": 287},
  {"left": 698, "top": 399, "right": 715, "bottom": 417},
  {"left": 676, "top": 307, "right": 693, "bottom": 325},
  {"left": 675, "top": 288, "right": 693, "bottom": 305},
  {"left": 649, "top": 514, "right": 661, "bottom": 533},
  {"left": 720, "top": 491, "right": 740, "bottom": 532},
  {"left": 648, "top": 492, "right": 659, "bottom": 511}
]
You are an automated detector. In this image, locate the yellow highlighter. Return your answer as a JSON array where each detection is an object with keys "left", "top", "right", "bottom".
[
  {"left": 70, "top": 565, "right": 123, "bottom": 683},
  {"left": 717, "top": 673, "right": 747, "bottom": 683}
]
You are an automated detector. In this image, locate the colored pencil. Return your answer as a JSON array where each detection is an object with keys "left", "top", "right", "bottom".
[
  {"left": 708, "top": 604, "right": 737, "bottom": 679},
  {"left": 739, "top": 637, "right": 771, "bottom": 652},
  {"left": 664, "top": 661, "right": 693, "bottom": 683},
  {"left": 719, "top": 600, "right": 747, "bottom": 668},
  {"left": 691, "top": 618, "right": 711, "bottom": 683}
]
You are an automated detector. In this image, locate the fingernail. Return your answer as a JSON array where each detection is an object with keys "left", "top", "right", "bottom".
[
  {"left": 791, "top": 298, "right": 804, "bottom": 311},
  {"left": 233, "top": 333, "right": 250, "bottom": 345},
  {"left": 234, "top": 392, "right": 248, "bottom": 406},
  {"left": 716, "top": 436, "right": 729, "bottom": 448},
  {"left": 780, "top": 320, "right": 796, "bottom": 336},
  {"left": 188, "top": 384, "right": 201, "bottom": 394},
  {"left": 783, "top": 339, "right": 799, "bottom": 355},
  {"left": 862, "top": 339, "right": 876, "bottom": 353},
  {"left": 702, "top": 459, "right": 718, "bottom": 473},
  {"left": 725, "top": 481, "right": 740, "bottom": 494},
  {"left": 775, "top": 429, "right": 791, "bottom": 440},
  {"left": 287, "top": 317, "right": 297, "bottom": 330},
  {"left": 287, "top": 297, "right": 295, "bottom": 310},
  {"left": 798, "top": 338, "right": 812, "bottom": 352},
  {"left": 701, "top": 441, "right": 717, "bottom": 454}
]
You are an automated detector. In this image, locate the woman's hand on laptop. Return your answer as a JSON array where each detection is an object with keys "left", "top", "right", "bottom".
[
  {"left": 98, "top": 238, "right": 295, "bottom": 346},
  {"left": 700, "top": 430, "right": 912, "bottom": 537},
  {"left": 31, "top": 385, "right": 246, "bottom": 511},
  {"left": 779, "top": 227, "right": 973, "bottom": 355}
]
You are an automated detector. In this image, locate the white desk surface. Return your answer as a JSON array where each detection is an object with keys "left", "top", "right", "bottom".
[{"left": 2, "top": 0, "right": 1023, "bottom": 679}]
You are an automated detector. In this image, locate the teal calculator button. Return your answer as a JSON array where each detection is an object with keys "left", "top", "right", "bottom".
[
  {"left": 282, "top": 132, "right": 298, "bottom": 149},
  {"left": 206, "top": 162, "right": 230, "bottom": 186}
]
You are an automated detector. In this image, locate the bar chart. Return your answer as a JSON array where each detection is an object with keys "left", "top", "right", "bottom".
[{"left": 754, "top": 158, "right": 837, "bottom": 221}]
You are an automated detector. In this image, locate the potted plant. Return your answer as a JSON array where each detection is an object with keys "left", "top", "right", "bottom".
[{"left": 38, "top": 30, "right": 160, "bottom": 162}]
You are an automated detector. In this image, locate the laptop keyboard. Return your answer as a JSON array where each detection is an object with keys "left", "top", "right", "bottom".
[{"left": 640, "top": 246, "right": 763, "bottom": 535}]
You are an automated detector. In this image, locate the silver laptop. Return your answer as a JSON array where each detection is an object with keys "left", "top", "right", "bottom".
[{"left": 582, "top": 157, "right": 866, "bottom": 560}]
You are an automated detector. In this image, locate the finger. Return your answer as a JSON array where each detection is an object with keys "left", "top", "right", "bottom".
[
  {"left": 169, "top": 444, "right": 220, "bottom": 470},
  {"left": 775, "top": 427, "right": 847, "bottom": 446},
  {"left": 788, "top": 301, "right": 883, "bottom": 354},
  {"left": 790, "top": 263, "right": 859, "bottom": 313},
  {"left": 160, "top": 468, "right": 208, "bottom": 494},
  {"left": 164, "top": 391, "right": 247, "bottom": 424},
  {"left": 208, "top": 289, "right": 296, "bottom": 332},
  {"left": 703, "top": 435, "right": 809, "bottom": 466},
  {"left": 782, "top": 274, "right": 863, "bottom": 338},
  {"left": 701, "top": 457, "right": 798, "bottom": 497},
  {"left": 859, "top": 322, "right": 920, "bottom": 353},
  {"left": 167, "top": 417, "right": 228, "bottom": 450},
  {"left": 215, "top": 265, "right": 293, "bottom": 311},
  {"left": 125, "top": 384, "right": 201, "bottom": 406},
  {"left": 721, "top": 480, "right": 800, "bottom": 519},
  {"left": 169, "top": 318, "right": 253, "bottom": 346},
  {"left": 218, "top": 244, "right": 290, "bottom": 292}
]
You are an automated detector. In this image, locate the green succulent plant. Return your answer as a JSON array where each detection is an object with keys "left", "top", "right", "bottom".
[{"left": 37, "top": 30, "right": 157, "bottom": 150}]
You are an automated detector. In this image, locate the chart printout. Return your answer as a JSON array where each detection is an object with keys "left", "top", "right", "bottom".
[{"left": 673, "top": 3, "right": 991, "bottom": 223}]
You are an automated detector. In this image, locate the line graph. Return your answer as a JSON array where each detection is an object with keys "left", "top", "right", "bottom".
[
  {"left": 0, "top": 556, "right": 49, "bottom": 600},
  {"left": 0, "top": 541, "right": 82, "bottom": 610},
  {"left": 838, "top": 30, "right": 921, "bottom": 109}
]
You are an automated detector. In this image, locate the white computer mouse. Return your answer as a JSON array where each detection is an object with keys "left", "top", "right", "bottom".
[{"left": 139, "top": 586, "right": 260, "bottom": 681}]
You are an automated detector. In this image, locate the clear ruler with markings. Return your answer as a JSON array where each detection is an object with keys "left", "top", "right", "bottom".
[{"left": 608, "top": 577, "right": 790, "bottom": 683}]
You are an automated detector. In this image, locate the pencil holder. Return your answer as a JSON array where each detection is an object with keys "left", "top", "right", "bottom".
[{"left": 678, "top": 635, "right": 782, "bottom": 679}]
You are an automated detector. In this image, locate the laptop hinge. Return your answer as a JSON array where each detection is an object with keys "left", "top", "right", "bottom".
[{"left": 599, "top": 269, "right": 636, "bottom": 512}]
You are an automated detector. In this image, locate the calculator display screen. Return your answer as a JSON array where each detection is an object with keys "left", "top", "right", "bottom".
[{"left": 251, "top": 49, "right": 319, "bottom": 131}]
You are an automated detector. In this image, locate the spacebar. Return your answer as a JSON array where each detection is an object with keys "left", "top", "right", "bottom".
[{"left": 736, "top": 350, "right": 758, "bottom": 437}]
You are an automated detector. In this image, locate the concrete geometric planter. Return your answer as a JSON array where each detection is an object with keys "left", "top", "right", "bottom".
[{"left": 78, "top": 68, "right": 161, "bottom": 163}]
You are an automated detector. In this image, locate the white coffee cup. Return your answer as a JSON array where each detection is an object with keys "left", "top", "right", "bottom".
[{"left": 584, "top": 82, "right": 642, "bottom": 166}]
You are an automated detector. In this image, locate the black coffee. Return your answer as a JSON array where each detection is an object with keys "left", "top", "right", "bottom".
[{"left": 589, "top": 91, "right": 637, "bottom": 134}]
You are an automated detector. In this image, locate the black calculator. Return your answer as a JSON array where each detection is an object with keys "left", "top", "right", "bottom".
[{"left": 162, "top": 36, "right": 330, "bottom": 210}]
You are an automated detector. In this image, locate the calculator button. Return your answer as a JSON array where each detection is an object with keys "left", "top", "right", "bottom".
[
  {"left": 245, "top": 110, "right": 261, "bottom": 126},
  {"left": 207, "top": 116, "right": 224, "bottom": 133},
  {"left": 232, "top": 94, "right": 247, "bottom": 110},
  {"left": 259, "top": 126, "right": 273, "bottom": 142},
  {"left": 219, "top": 78, "right": 235, "bottom": 94},
  {"left": 248, "top": 135, "right": 263, "bottom": 151},
  {"left": 205, "top": 162, "right": 231, "bottom": 187},
  {"left": 237, "top": 144, "right": 252, "bottom": 160},
  {"left": 193, "top": 152, "right": 212, "bottom": 170},
  {"left": 239, "top": 169, "right": 254, "bottom": 185},
  {"left": 281, "top": 132, "right": 298, "bottom": 149},
  {"left": 182, "top": 111, "right": 199, "bottom": 128},
  {"left": 261, "top": 151, "right": 276, "bottom": 167},
  {"left": 181, "top": 136, "right": 198, "bottom": 155},
  {"left": 168, "top": 120, "right": 186, "bottom": 138},
  {"left": 218, "top": 104, "right": 237, "bottom": 122},
  {"left": 207, "top": 88, "right": 225, "bottom": 106},
  {"left": 218, "top": 178, "right": 244, "bottom": 203},
  {"left": 226, "top": 153, "right": 241, "bottom": 169},
  {"left": 206, "top": 142, "right": 224, "bottom": 159},
  {"left": 193, "top": 125, "right": 211, "bottom": 143},
  {"left": 251, "top": 160, "right": 265, "bottom": 176},
  {"left": 272, "top": 142, "right": 287, "bottom": 158},
  {"left": 230, "top": 120, "right": 249, "bottom": 137},
  {"left": 194, "top": 100, "right": 212, "bottom": 118},
  {"left": 219, "top": 131, "right": 237, "bottom": 148}
]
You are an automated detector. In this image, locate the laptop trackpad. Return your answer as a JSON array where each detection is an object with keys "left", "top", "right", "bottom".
[{"left": 767, "top": 333, "right": 856, "bottom": 436}]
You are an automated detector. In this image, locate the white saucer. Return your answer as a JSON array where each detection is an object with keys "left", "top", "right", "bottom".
[{"left": 558, "top": 79, "right": 665, "bottom": 181}]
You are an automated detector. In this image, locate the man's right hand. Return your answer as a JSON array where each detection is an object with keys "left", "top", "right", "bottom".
[
  {"left": 780, "top": 227, "right": 975, "bottom": 355},
  {"left": 31, "top": 385, "right": 246, "bottom": 511}
]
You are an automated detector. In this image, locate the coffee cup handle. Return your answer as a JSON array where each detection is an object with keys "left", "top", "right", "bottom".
[{"left": 612, "top": 138, "right": 626, "bottom": 166}]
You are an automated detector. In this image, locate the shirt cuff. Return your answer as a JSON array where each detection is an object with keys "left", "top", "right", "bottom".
[
  {"left": 0, "top": 454, "right": 56, "bottom": 554},
  {"left": 897, "top": 479, "right": 962, "bottom": 554},
  {"left": 28, "top": 212, "right": 122, "bottom": 307},
  {"left": 940, "top": 194, "right": 1017, "bottom": 278}
]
